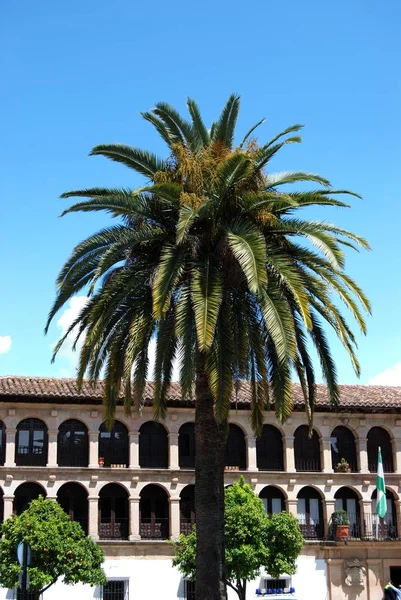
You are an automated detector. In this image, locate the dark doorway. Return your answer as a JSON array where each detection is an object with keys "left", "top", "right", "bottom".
[
  {"left": 57, "top": 482, "right": 88, "bottom": 533},
  {"left": 390, "top": 567, "right": 401, "bottom": 588}
]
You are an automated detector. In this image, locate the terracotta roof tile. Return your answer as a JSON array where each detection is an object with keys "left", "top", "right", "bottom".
[{"left": 0, "top": 376, "right": 401, "bottom": 413}]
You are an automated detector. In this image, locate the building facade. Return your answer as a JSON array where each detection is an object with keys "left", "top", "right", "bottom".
[{"left": 0, "top": 377, "right": 401, "bottom": 600}]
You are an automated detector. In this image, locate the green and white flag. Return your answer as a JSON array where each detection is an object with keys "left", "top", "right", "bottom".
[{"left": 376, "top": 447, "right": 387, "bottom": 518}]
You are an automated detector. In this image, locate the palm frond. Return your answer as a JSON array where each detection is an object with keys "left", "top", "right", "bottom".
[{"left": 90, "top": 144, "right": 165, "bottom": 178}]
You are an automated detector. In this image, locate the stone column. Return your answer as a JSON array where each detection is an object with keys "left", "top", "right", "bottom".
[
  {"left": 395, "top": 500, "right": 401, "bottom": 540},
  {"left": 247, "top": 435, "right": 257, "bottom": 471},
  {"left": 287, "top": 499, "right": 298, "bottom": 519},
  {"left": 4, "top": 428, "right": 16, "bottom": 467},
  {"left": 392, "top": 438, "right": 401, "bottom": 473},
  {"left": 284, "top": 435, "right": 295, "bottom": 472},
  {"left": 357, "top": 437, "right": 369, "bottom": 473},
  {"left": 170, "top": 498, "right": 181, "bottom": 539},
  {"left": 47, "top": 430, "right": 58, "bottom": 468},
  {"left": 129, "top": 497, "right": 141, "bottom": 541},
  {"left": 324, "top": 499, "right": 336, "bottom": 537},
  {"left": 3, "top": 496, "right": 14, "bottom": 519},
  {"left": 169, "top": 434, "right": 179, "bottom": 470},
  {"left": 366, "top": 559, "right": 383, "bottom": 600},
  {"left": 88, "top": 496, "right": 99, "bottom": 540},
  {"left": 322, "top": 437, "right": 333, "bottom": 473},
  {"left": 88, "top": 432, "right": 99, "bottom": 468},
  {"left": 129, "top": 433, "right": 139, "bottom": 468}
]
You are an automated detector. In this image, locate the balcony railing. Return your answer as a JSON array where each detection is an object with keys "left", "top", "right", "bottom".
[
  {"left": 328, "top": 513, "right": 398, "bottom": 541},
  {"left": 140, "top": 518, "right": 169, "bottom": 539},
  {"left": 99, "top": 518, "right": 129, "bottom": 540},
  {"left": 180, "top": 519, "right": 195, "bottom": 535},
  {"left": 297, "top": 519, "right": 324, "bottom": 540}
]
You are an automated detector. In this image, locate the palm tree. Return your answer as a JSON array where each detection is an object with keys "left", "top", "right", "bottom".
[{"left": 46, "top": 95, "right": 370, "bottom": 600}]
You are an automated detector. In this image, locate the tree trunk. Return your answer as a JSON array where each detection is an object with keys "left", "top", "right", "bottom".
[{"left": 195, "top": 351, "right": 227, "bottom": 600}]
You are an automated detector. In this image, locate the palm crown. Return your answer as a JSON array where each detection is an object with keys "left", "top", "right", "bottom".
[{"left": 46, "top": 94, "right": 370, "bottom": 432}]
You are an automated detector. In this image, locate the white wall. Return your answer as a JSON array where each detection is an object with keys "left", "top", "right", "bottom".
[{"left": 0, "top": 555, "right": 327, "bottom": 600}]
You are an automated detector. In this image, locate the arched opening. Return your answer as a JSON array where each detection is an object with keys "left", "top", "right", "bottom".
[
  {"left": 179, "top": 423, "right": 195, "bottom": 469},
  {"left": 57, "top": 482, "right": 88, "bottom": 534},
  {"left": 297, "top": 487, "right": 323, "bottom": 539},
  {"left": 139, "top": 422, "right": 168, "bottom": 468},
  {"left": 140, "top": 484, "right": 169, "bottom": 539},
  {"left": 367, "top": 427, "right": 394, "bottom": 473},
  {"left": 294, "top": 426, "right": 321, "bottom": 472},
  {"left": 180, "top": 485, "right": 195, "bottom": 534},
  {"left": 0, "top": 422, "right": 6, "bottom": 466},
  {"left": 58, "top": 419, "right": 88, "bottom": 467},
  {"left": 99, "top": 421, "right": 129, "bottom": 468},
  {"left": 98, "top": 483, "right": 129, "bottom": 540},
  {"left": 371, "top": 488, "right": 398, "bottom": 539},
  {"left": 14, "top": 482, "right": 47, "bottom": 515},
  {"left": 16, "top": 419, "right": 48, "bottom": 467},
  {"left": 334, "top": 487, "right": 361, "bottom": 538},
  {"left": 259, "top": 486, "right": 286, "bottom": 515},
  {"left": 331, "top": 426, "right": 357, "bottom": 472},
  {"left": 256, "top": 425, "right": 284, "bottom": 471},
  {"left": 225, "top": 424, "right": 246, "bottom": 470}
]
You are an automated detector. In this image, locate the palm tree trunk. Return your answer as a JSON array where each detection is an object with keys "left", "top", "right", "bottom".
[{"left": 194, "top": 351, "right": 227, "bottom": 600}]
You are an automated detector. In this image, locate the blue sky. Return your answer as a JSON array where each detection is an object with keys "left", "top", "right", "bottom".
[{"left": 1, "top": 0, "right": 400, "bottom": 385}]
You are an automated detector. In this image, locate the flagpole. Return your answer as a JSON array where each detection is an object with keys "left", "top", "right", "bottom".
[{"left": 376, "top": 446, "right": 386, "bottom": 540}]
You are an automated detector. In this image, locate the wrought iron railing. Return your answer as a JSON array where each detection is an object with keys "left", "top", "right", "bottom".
[
  {"left": 297, "top": 518, "right": 324, "bottom": 540},
  {"left": 180, "top": 519, "right": 195, "bottom": 535},
  {"left": 328, "top": 513, "right": 398, "bottom": 541},
  {"left": 140, "top": 518, "right": 169, "bottom": 539},
  {"left": 99, "top": 518, "right": 129, "bottom": 540}
]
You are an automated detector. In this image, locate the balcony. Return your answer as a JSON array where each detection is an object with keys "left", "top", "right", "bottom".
[
  {"left": 327, "top": 513, "right": 398, "bottom": 542},
  {"left": 99, "top": 518, "right": 129, "bottom": 540},
  {"left": 140, "top": 518, "right": 169, "bottom": 540}
]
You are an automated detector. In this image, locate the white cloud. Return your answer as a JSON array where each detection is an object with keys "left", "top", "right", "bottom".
[
  {"left": 368, "top": 362, "right": 401, "bottom": 386},
  {"left": 0, "top": 336, "right": 12, "bottom": 355},
  {"left": 53, "top": 296, "right": 89, "bottom": 376}
]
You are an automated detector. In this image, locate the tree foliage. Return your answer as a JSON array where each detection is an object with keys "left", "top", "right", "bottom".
[
  {"left": 46, "top": 95, "right": 370, "bottom": 432},
  {"left": 172, "top": 478, "right": 303, "bottom": 600},
  {"left": 0, "top": 497, "right": 106, "bottom": 594}
]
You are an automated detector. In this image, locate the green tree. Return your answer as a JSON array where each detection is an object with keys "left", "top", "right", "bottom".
[
  {"left": 46, "top": 95, "right": 369, "bottom": 600},
  {"left": 0, "top": 497, "right": 106, "bottom": 599},
  {"left": 172, "top": 478, "right": 303, "bottom": 600}
]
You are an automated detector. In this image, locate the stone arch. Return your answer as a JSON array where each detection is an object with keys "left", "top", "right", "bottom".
[
  {"left": 14, "top": 482, "right": 47, "bottom": 515},
  {"left": 139, "top": 421, "right": 168, "bottom": 468},
  {"left": 140, "top": 484, "right": 170, "bottom": 539}
]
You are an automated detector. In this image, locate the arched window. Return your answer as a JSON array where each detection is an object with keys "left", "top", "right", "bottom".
[
  {"left": 225, "top": 424, "right": 246, "bottom": 470},
  {"left": 140, "top": 485, "right": 169, "bottom": 539},
  {"left": 334, "top": 487, "right": 361, "bottom": 538},
  {"left": 99, "top": 484, "right": 129, "bottom": 540},
  {"left": 180, "top": 485, "right": 195, "bottom": 534},
  {"left": 58, "top": 420, "right": 88, "bottom": 467},
  {"left": 0, "top": 422, "right": 6, "bottom": 466},
  {"left": 331, "top": 426, "right": 357, "bottom": 472},
  {"left": 99, "top": 421, "right": 129, "bottom": 468},
  {"left": 256, "top": 425, "right": 284, "bottom": 471},
  {"left": 16, "top": 419, "right": 48, "bottom": 466},
  {"left": 297, "top": 487, "right": 323, "bottom": 539},
  {"left": 294, "top": 426, "right": 321, "bottom": 472},
  {"left": 14, "top": 482, "right": 47, "bottom": 515},
  {"left": 259, "top": 486, "right": 286, "bottom": 515},
  {"left": 139, "top": 422, "right": 168, "bottom": 468},
  {"left": 372, "top": 488, "right": 397, "bottom": 539},
  {"left": 179, "top": 423, "right": 195, "bottom": 469},
  {"left": 367, "top": 427, "right": 394, "bottom": 473},
  {"left": 57, "top": 482, "right": 88, "bottom": 534}
]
